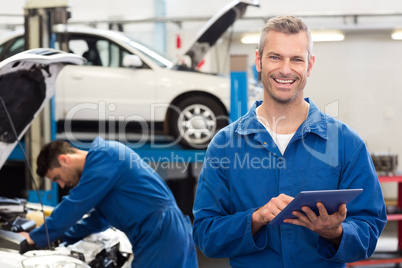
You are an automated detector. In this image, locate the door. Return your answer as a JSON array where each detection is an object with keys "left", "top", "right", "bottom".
[{"left": 56, "top": 34, "right": 156, "bottom": 126}]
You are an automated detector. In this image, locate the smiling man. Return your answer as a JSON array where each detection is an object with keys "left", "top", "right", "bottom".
[
  {"left": 19, "top": 137, "right": 198, "bottom": 268},
  {"left": 192, "top": 16, "right": 387, "bottom": 267}
]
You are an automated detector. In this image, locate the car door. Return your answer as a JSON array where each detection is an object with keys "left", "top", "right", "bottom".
[{"left": 56, "top": 34, "right": 156, "bottom": 127}]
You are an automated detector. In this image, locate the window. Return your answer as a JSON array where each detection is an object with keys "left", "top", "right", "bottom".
[
  {"left": 0, "top": 32, "right": 148, "bottom": 69},
  {"left": 0, "top": 36, "right": 25, "bottom": 61},
  {"left": 68, "top": 35, "right": 133, "bottom": 68}
]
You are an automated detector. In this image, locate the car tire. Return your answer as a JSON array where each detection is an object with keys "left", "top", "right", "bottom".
[{"left": 170, "top": 95, "right": 228, "bottom": 149}]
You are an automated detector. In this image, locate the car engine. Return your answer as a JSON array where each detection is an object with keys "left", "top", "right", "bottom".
[{"left": 0, "top": 197, "right": 133, "bottom": 268}]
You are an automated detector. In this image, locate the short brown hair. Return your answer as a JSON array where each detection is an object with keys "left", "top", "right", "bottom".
[
  {"left": 258, "top": 16, "right": 313, "bottom": 58},
  {"left": 36, "top": 140, "right": 76, "bottom": 177}
]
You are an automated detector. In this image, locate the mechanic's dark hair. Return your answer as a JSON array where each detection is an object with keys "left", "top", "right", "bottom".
[
  {"left": 36, "top": 140, "right": 77, "bottom": 177},
  {"left": 258, "top": 16, "right": 313, "bottom": 59}
]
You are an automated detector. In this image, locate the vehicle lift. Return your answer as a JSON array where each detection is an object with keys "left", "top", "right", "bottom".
[{"left": 17, "top": 0, "right": 70, "bottom": 205}]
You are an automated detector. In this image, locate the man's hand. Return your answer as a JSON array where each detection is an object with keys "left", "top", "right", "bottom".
[
  {"left": 19, "top": 232, "right": 35, "bottom": 245},
  {"left": 251, "top": 194, "right": 294, "bottom": 235},
  {"left": 284, "top": 202, "right": 347, "bottom": 246}
]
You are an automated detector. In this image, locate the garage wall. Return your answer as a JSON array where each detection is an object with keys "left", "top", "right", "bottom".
[{"left": 308, "top": 32, "right": 402, "bottom": 199}]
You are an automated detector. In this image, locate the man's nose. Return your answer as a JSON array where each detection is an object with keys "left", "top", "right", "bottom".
[
  {"left": 279, "top": 59, "right": 292, "bottom": 75},
  {"left": 58, "top": 181, "right": 66, "bottom": 188}
]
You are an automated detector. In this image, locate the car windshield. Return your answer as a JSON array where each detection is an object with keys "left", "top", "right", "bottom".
[{"left": 120, "top": 33, "right": 173, "bottom": 68}]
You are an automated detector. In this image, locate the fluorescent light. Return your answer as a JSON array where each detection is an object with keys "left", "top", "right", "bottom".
[
  {"left": 311, "top": 31, "right": 345, "bottom": 42},
  {"left": 392, "top": 30, "right": 402, "bottom": 40},
  {"left": 241, "top": 31, "right": 345, "bottom": 44},
  {"left": 241, "top": 34, "right": 260, "bottom": 44}
]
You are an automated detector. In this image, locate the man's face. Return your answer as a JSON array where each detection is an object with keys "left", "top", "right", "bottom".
[
  {"left": 255, "top": 30, "right": 315, "bottom": 104},
  {"left": 46, "top": 155, "right": 81, "bottom": 188}
]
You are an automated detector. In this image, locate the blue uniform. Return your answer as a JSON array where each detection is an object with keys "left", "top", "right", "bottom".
[
  {"left": 30, "top": 137, "right": 198, "bottom": 268},
  {"left": 193, "top": 99, "right": 387, "bottom": 268}
]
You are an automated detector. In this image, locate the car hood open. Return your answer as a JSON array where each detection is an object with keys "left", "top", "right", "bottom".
[
  {"left": 172, "top": 0, "right": 259, "bottom": 69},
  {"left": 0, "top": 48, "right": 85, "bottom": 168}
]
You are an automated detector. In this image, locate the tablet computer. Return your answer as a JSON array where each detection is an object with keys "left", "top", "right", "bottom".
[{"left": 269, "top": 189, "right": 363, "bottom": 225}]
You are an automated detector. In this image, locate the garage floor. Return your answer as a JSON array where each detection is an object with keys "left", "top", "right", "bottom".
[{"left": 197, "top": 221, "right": 399, "bottom": 268}]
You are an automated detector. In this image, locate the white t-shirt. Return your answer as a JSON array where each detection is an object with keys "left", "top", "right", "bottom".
[
  {"left": 256, "top": 105, "right": 308, "bottom": 155},
  {"left": 265, "top": 129, "right": 294, "bottom": 155}
]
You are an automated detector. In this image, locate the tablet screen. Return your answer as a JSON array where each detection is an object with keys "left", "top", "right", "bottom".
[{"left": 269, "top": 189, "right": 363, "bottom": 225}]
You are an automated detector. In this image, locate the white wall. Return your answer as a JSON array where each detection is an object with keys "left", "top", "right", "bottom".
[{"left": 308, "top": 32, "right": 402, "bottom": 199}]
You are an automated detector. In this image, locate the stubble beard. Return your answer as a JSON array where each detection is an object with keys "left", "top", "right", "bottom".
[
  {"left": 71, "top": 169, "right": 82, "bottom": 187},
  {"left": 262, "top": 76, "right": 304, "bottom": 105}
]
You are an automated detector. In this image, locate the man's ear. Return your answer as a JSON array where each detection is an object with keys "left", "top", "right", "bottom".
[
  {"left": 58, "top": 154, "right": 70, "bottom": 166},
  {"left": 255, "top": 49, "right": 262, "bottom": 73},
  {"left": 307, "top": 54, "right": 315, "bottom": 77}
]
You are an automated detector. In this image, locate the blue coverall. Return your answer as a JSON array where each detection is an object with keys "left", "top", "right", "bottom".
[
  {"left": 30, "top": 137, "right": 198, "bottom": 268},
  {"left": 193, "top": 99, "right": 387, "bottom": 268}
]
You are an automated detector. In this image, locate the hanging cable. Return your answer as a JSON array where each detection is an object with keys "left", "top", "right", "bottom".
[{"left": 0, "top": 96, "right": 52, "bottom": 249}]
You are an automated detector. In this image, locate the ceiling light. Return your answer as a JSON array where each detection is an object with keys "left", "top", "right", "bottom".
[
  {"left": 391, "top": 30, "right": 402, "bottom": 40},
  {"left": 241, "top": 34, "right": 260, "bottom": 44},
  {"left": 241, "top": 31, "right": 345, "bottom": 44},
  {"left": 311, "top": 31, "right": 345, "bottom": 42}
]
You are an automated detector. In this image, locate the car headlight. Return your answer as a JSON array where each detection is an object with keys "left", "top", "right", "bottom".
[{"left": 22, "top": 255, "right": 90, "bottom": 268}]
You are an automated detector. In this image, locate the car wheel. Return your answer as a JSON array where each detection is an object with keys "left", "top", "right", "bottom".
[{"left": 170, "top": 96, "right": 228, "bottom": 149}]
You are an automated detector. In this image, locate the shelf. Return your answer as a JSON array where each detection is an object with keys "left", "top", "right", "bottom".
[
  {"left": 371, "top": 175, "right": 402, "bottom": 266},
  {"left": 347, "top": 251, "right": 402, "bottom": 267},
  {"left": 379, "top": 175, "right": 402, "bottom": 183},
  {"left": 388, "top": 214, "right": 402, "bottom": 221},
  {"left": 346, "top": 175, "right": 402, "bottom": 266}
]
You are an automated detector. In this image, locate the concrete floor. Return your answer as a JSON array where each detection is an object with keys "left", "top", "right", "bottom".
[
  {"left": 197, "top": 221, "right": 399, "bottom": 268},
  {"left": 197, "top": 249, "right": 229, "bottom": 268}
]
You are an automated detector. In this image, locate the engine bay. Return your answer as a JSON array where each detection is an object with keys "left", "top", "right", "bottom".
[{"left": 0, "top": 197, "right": 133, "bottom": 268}]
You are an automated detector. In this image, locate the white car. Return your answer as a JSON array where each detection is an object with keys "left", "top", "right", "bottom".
[{"left": 0, "top": 0, "right": 259, "bottom": 149}]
